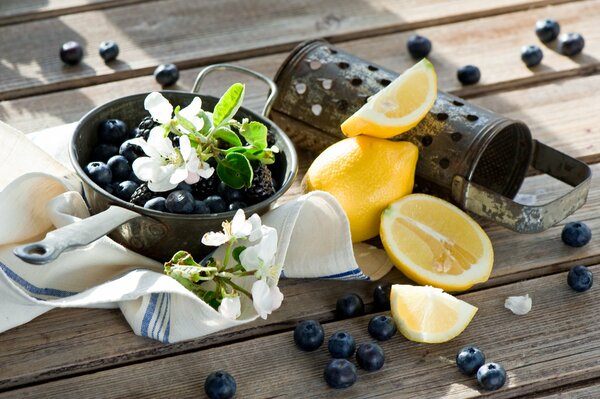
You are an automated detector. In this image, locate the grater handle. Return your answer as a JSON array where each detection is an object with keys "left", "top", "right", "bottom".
[
  {"left": 192, "top": 64, "right": 279, "bottom": 117},
  {"left": 453, "top": 140, "right": 592, "bottom": 233}
]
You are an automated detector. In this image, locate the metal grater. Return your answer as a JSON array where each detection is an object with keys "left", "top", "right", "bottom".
[{"left": 269, "top": 39, "right": 591, "bottom": 233}]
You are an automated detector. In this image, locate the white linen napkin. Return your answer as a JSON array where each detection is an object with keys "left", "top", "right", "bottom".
[{"left": 0, "top": 121, "right": 393, "bottom": 343}]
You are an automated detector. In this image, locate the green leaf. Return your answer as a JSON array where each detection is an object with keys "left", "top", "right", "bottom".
[
  {"left": 232, "top": 246, "right": 246, "bottom": 263},
  {"left": 212, "top": 127, "right": 242, "bottom": 147},
  {"left": 216, "top": 152, "right": 253, "bottom": 189},
  {"left": 240, "top": 121, "right": 268, "bottom": 150},
  {"left": 213, "top": 83, "right": 245, "bottom": 127},
  {"left": 174, "top": 107, "right": 197, "bottom": 134},
  {"left": 198, "top": 111, "right": 213, "bottom": 135}
]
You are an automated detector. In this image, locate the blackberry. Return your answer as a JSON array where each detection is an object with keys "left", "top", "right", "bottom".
[
  {"left": 244, "top": 163, "right": 276, "bottom": 203},
  {"left": 130, "top": 183, "right": 154, "bottom": 206},
  {"left": 136, "top": 116, "right": 159, "bottom": 140},
  {"left": 191, "top": 174, "right": 219, "bottom": 200}
]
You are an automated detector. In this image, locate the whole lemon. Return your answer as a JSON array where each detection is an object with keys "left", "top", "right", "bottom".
[{"left": 303, "top": 136, "right": 418, "bottom": 242}]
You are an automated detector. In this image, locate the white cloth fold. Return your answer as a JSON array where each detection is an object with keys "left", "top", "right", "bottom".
[{"left": 0, "top": 121, "right": 393, "bottom": 343}]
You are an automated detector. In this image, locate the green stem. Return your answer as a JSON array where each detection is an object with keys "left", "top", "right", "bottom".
[
  {"left": 221, "top": 241, "right": 233, "bottom": 271},
  {"left": 221, "top": 278, "right": 252, "bottom": 298}
]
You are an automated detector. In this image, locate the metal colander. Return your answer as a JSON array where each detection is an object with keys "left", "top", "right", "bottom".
[{"left": 270, "top": 39, "right": 591, "bottom": 233}]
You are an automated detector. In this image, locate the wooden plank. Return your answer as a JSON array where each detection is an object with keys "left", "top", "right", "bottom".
[
  {"left": 0, "top": 1, "right": 152, "bottom": 27},
  {"left": 0, "top": 162, "right": 598, "bottom": 390},
  {"left": 4, "top": 264, "right": 600, "bottom": 398},
  {"left": 0, "top": 0, "right": 591, "bottom": 100},
  {"left": 532, "top": 381, "right": 600, "bottom": 398}
]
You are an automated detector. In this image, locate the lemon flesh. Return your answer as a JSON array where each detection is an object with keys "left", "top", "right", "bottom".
[{"left": 341, "top": 58, "right": 437, "bottom": 139}]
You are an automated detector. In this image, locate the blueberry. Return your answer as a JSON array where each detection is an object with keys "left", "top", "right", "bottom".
[
  {"left": 328, "top": 331, "right": 356, "bottom": 359},
  {"left": 204, "top": 370, "right": 236, "bottom": 399},
  {"left": 176, "top": 182, "right": 193, "bottom": 192},
  {"left": 85, "top": 161, "right": 112, "bottom": 186},
  {"left": 104, "top": 182, "right": 119, "bottom": 195},
  {"left": 521, "top": 45, "right": 543, "bottom": 67},
  {"left": 91, "top": 144, "right": 119, "bottom": 162},
  {"left": 323, "top": 359, "right": 357, "bottom": 389},
  {"left": 356, "top": 342, "right": 385, "bottom": 371},
  {"left": 194, "top": 200, "right": 211, "bottom": 214},
  {"left": 59, "top": 41, "right": 83, "bottom": 65},
  {"left": 107, "top": 155, "right": 131, "bottom": 182},
  {"left": 119, "top": 141, "right": 144, "bottom": 163},
  {"left": 368, "top": 315, "right": 397, "bottom": 341},
  {"left": 130, "top": 127, "right": 141, "bottom": 139},
  {"left": 205, "top": 195, "right": 228, "bottom": 213},
  {"left": 128, "top": 171, "right": 144, "bottom": 185},
  {"left": 456, "top": 346, "right": 486, "bottom": 376},
  {"left": 336, "top": 293, "right": 364, "bottom": 319},
  {"left": 373, "top": 283, "right": 391, "bottom": 310},
  {"left": 406, "top": 35, "right": 432, "bottom": 59},
  {"left": 98, "top": 40, "right": 119, "bottom": 62},
  {"left": 154, "top": 63, "right": 179, "bottom": 86},
  {"left": 115, "top": 180, "right": 139, "bottom": 201},
  {"left": 567, "top": 265, "right": 593, "bottom": 292},
  {"left": 535, "top": 19, "right": 560, "bottom": 43},
  {"left": 562, "top": 221, "right": 592, "bottom": 247},
  {"left": 144, "top": 197, "right": 167, "bottom": 212},
  {"left": 558, "top": 33, "right": 585, "bottom": 56},
  {"left": 477, "top": 362, "right": 506, "bottom": 391},
  {"left": 457, "top": 65, "right": 481, "bottom": 85},
  {"left": 98, "top": 119, "right": 128, "bottom": 145},
  {"left": 165, "top": 190, "right": 195, "bottom": 214},
  {"left": 228, "top": 201, "right": 247, "bottom": 211},
  {"left": 293, "top": 320, "right": 324, "bottom": 351},
  {"left": 219, "top": 182, "right": 244, "bottom": 203}
]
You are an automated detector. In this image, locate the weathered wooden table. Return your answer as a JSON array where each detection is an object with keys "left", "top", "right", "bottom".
[{"left": 1, "top": 0, "right": 600, "bottom": 397}]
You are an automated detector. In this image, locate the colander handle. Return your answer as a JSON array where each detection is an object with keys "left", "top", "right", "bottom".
[
  {"left": 192, "top": 64, "right": 279, "bottom": 117},
  {"left": 453, "top": 140, "right": 592, "bottom": 233}
]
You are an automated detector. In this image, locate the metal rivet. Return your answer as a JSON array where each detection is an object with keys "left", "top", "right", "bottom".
[
  {"left": 338, "top": 61, "right": 350, "bottom": 69},
  {"left": 451, "top": 132, "right": 463, "bottom": 142},
  {"left": 368, "top": 65, "right": 379, "bottom": 71},
  {"left": 321, "top": 79, "right": 332, "bottom": 90},
  {"left": 439, "top": 158, "right": 450, "bottom": 169},
  {"left": 421, "top": 135, "right": 433, "bottom": 147},
  {"left": 350, "top": 77, "right": 362, "bottom": 86},
  {"left": 436, "top": 113, "right": 448, "bottom": 121},
  {"left": 295, "top": 83, "right": 307, "bottom": 95},
  {"left": 309, "top": 60, "right": 322, "bottom": 70},
  {"left": 379, "top": 78, "right": 391, "bottom": 87},
  {"left": 466, "top": 114, "right": 479, "bottom": 122},
  {"left": 311, "top": 104, "right": 322, "bottom": 116}
]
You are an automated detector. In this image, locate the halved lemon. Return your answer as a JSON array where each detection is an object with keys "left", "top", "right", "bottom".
[
  {"left": 380, "top": 194, "right": 493, "bottom": 291},
  {"left": 341, "top": 58, "right": 437, "bottom": 139},
  {"left": 390, "top": 284, "right": 477, "bottom": 343}
]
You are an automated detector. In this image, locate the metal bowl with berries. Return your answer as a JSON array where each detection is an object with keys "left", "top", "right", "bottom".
[{"left": 15, "top": 65, "right": 298, "bottom": 264}]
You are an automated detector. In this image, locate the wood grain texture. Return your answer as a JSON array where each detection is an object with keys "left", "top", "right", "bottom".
[
  {"left": 3, "top": 265, "right": 600, "bottom": 398},
  {"left": 0, "top": 0, "right": 592, "bottom": 100}
]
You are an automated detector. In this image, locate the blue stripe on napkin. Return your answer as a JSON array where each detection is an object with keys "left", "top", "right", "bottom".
[
  {"left": 0, "top": 261, "right": 78, "bottom": 298},
  {"left": 319, "top": 268, "right": 370, "bottom": 281},
  {"left": 140, "top": 292, "right": 171, "bottom": 343},
  {"left": 140, "top": 292, "right": 159, "bottom": 338}
]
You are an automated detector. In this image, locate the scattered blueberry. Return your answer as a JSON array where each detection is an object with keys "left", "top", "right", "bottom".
[
  {"left": 205, "top": 195, "right": 228, "bottom": 213},
  {"left": 356, "top": 343, "right": 385, "bottom": 371},
  {"left": 165, "top": 190, "right": 195, "bottom": 214},
  {"left": 336, "top": 293, "right": 365, "bottom": 319},
  {"left": 406, "top": 35, "right": 432, "bottom": 59},
  {"left": 567, "top": 265, "right": 593, "bottom": 292},
  {"left": 456, "top": 346, "right": 486, "bottom": 376},
  {"left": 115, "top": 180, "right": 139, "bottom": 201},
  {"left": 521, "top": 45, "right": 543, "bottom": 67},
  {"left": 59, "top": 41, "right": 83, "bottom": 65},
  {"left": 457, "top": 65, "right": 481, "bottom": 85},
  {"left": 558, "top": 33, "right": 585, "bottom": 56},
  {"left": 562, "top": 221, "right": 592, "bottom": 247},
  {"left": 144, "top": 197, "right": 167, "bottom": 212},
  {"left": 373, "top": 283, "right": 392, "bottom": 310},
  {"left": 99, "top": 40, "right": 119, "bottom": 62},
  {"left": 91, "top": 144, "right": 119, "bottom": 162},
  {"left": 535, "top": 19, "right": 560, "bottom": 43},
  {"left": 85, "top": 161, "right": 112, "bottom": 186},
  {"left": 154, "top": 63, "right": 179, "bottom": 86},
  {"left": 107, "top": 155, "right": 131, "bottom": 181},
  {"left": 294, "top": 320, "right": 324, "bottom": 351},
  {"left": 477, "top": 363, "right": 506, "bottom": 391},
  {"left": 328, "top": 331, "right": 356, "bottom": 359},
  {"left": 204, "top": 370, "right": 237, "bottom": 399},
  {"left": 228, "top": 201, "right": 247, "bottom": 211},
  {"left": 98, "top": 119, "right": 128, "bottom": 145},
  {"left": 368, "top": 315, "right": 397, "bottom": 341},
  {"left": 194, "top": 200, "right": 211, "bottom": 214},
  {"left": 119, "top": 141, "right": 144, "bottom": 163},
  {"left": 324, "top": 359, "right": 357, "bottom": 389}
]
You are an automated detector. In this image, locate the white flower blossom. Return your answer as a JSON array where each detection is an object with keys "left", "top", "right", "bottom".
[
  {"left": 239, "top": 227, "right": 278, "bottom": 281},
  {"left": 251, "top": 279, "right": 283, "bottom": 319},
  {"left": 202, "top": 210, "right": 262, "bottom": 247},
  {"left": 144, "top": 92, "right": 204, "bottom": 133},
  {"left": 218, "top": 295, "right": 241, "bottom": 320}
]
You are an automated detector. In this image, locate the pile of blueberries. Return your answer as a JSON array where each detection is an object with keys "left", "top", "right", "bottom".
[
  {"left": 406, "top": 17, "right": 585, "bottom": 85},
  {"left": 83, "top": 118, "right": 275, "bottom": 215},
  {"left": 59, "top": 40, "right": 179, "bottom": 87}
]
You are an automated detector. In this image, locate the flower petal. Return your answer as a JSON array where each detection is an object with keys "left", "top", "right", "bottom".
[
  {"left": 248, "top": 214, "right": 263, "bottom": 242},
  {"left": 184, "top": 172, "right": 200, "bottom": 185},
  {"left": 179, "top": 97, "right": 204, "bottom": 131},
  {"left": 202, "top": 231, "right": 230, "bottom": 247},
  {"left": 218, "top": 296, "right": 241, "bottom": 320},
  {"left": 132, "top": 157, "right": 160, "bottom": 181},
  {"left": 251, "top": 279, "right": 271, "bottom": 319},
  {"left": 179, "top": 135, "right": 192, "bottom": 159},
  {"left": 231, "top": 209, "right": 252, "bottom": 238},
  {"left": 269, "top": 285, "right": 284, "bottom": 312},
  {"left": 148, "top": 127, "right": 174, "bottom": 157},
  {"left": 197, "top": 163, "right": 215, "bottom": 179},
  {"left": 144, "top": 92, "right": 173, "bottom": 124},
  {"left": 169, "top": 166, "right": 189, "bottom": 185}
]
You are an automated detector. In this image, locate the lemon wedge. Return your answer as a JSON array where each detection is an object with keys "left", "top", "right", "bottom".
[
  {"left": 390, "top": 284, "right": 477, "bottom": 343},
  {"left": 341, "top": 58, "right": 437, "bottom": 139},
  {"left": 380, "top": 194, "right": 493, "bottom": 291}
]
